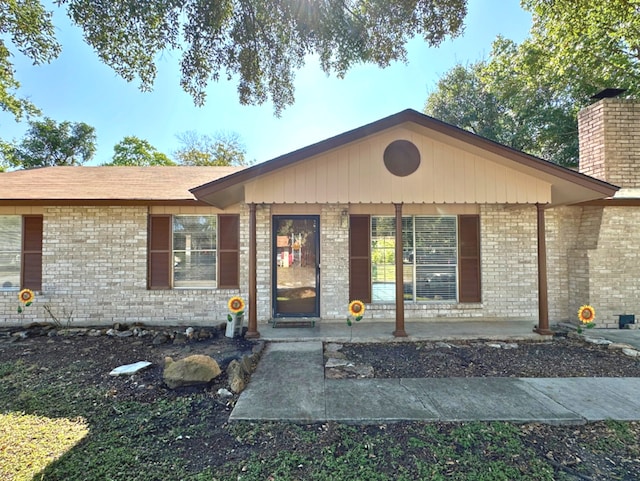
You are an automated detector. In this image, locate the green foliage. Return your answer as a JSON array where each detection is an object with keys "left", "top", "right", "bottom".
[
  {"left": 425, "top": 52, "right": 579, "bottom": 167},
  {"left": 105, "top": 136, "right": 175, "bottom": 166},
  {"left": 426, "top": 0, "right": 640, "bottom": 167},
  {"left": 58, "top": 0, "right": 467, "bottom": 114},
  {"left": 174, "top": 130, "right": 248, "bottom": 166},
  {"left": 371, "top": 238, "right": 395, "bottom": 265},
  {"left": 0, "top": 0, "right": 60, "bottom": 122},
  {"left": 521, "top": 0, "right": 640, "bottom": 100},
  {"left": 2, "top": 117, "right": 96, "bottom": 168}
]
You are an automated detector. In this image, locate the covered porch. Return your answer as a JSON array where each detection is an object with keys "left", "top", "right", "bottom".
[{"left": 257, "top": 319, "right": 551, "bottom": 343}]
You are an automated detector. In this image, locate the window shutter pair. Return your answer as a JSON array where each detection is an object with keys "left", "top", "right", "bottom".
[
  {"left": 348, "top": 214, "right": 481, "bottom": 304},
  {"left": 148, "top": 214, "right": 239, "bottom": 289},
  {"left": 22, "top": 216, "right": 43, "bottom": 291}
]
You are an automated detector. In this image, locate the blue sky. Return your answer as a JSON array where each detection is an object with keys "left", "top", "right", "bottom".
[{"left": 1, "top": 0, "right": 532, "bottom": 165}]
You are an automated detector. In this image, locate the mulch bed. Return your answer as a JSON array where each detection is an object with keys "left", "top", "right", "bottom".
[{"left": 338, "top": 336, "right": 640, "bottom": 378}]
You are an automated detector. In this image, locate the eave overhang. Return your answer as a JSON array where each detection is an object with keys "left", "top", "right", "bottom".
[{"left": 191, "top": 109, "right": 618, "bottom": 208}]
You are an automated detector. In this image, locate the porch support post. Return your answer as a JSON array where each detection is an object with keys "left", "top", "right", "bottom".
[
  {"left": 534, "top": 203, "right": 552, "bottom": 335},
  {"left": 393, "top": 203, "right": 407, "bottom": 337},
  {"left": 246, "top": 203, "right": 260, "bottom": 339}
]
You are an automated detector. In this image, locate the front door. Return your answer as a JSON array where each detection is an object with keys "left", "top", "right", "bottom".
[{"left": 273, "top": 216, "right": 320, "bottom": 317}]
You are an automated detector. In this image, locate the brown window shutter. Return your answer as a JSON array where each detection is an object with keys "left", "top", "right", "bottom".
[
  {"left": 349, "top": 215, "right": 371, "bottom": 303},
  {"left": 218, "top": 214, "right": 239, "bottom": 288},
  {"left": 458, "top": 215, "right": 481, "bottom": 303},
  {"left": 148, "top": 215, "right": 171, "bottom": 289},
  {"left": 22, "top": 215, "right": 43, "bottom": 291}
]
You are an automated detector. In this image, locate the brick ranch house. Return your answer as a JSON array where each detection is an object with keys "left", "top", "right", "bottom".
[{"left": 1, "top": 97, "right": 638, "bottom": 337}]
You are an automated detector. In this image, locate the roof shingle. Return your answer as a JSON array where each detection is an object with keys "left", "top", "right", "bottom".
[{"left": 0, "top": 166, "right": 242, "bottom": 202}]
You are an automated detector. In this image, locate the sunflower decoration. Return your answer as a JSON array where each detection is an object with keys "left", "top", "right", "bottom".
[
  {"left": 347, "top": 300, "right": 365, "bottom": 327},
  {"left": 227, "top": 296, "right": 245, "bottom": 322},
  {"left": 17, "top": 289, "right": 35, "bottom": 314},
  {"left": 577, "top": 304, "right": 596, "bottom": 332}
]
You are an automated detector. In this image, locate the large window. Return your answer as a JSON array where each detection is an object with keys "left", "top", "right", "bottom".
[
  {"left": 173, "top": 216, "right": 217, "bottom": 288},
  {"left": 148, "top": 214, "right": 239, "bottom": 290},
  {"left": 371, "top": 216, "right": 457, "bottom": 302},
  {"left": 0, "top": 215, "right": 43, "bottom": 291},
  {"left": 0, "top": 216, "right": 21, "bottom": 290}
]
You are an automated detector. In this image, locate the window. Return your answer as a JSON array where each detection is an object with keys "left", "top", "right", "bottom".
[
  {"left": 0, "top": 216, "right": 21, "bottom": 290},
  {"left": 0, "top": 215, "right": 43, "bottom": 291},
  {"left": 173, "top": 216, "right": 217, "bottom": 288},
  {"left": 148, "top": 214, "right": 239, "bottom": 289},
  {"left": 371, "top": 215, "right": 458, "bottom": 302},
  {"left": 404, "top": 216, "right": 457, "bottom": 301},
  {"left": 371, "top": 217, "right": 396, "bottom": 302}
]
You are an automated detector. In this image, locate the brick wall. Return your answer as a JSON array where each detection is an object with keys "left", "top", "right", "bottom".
[
  {"left": 1, "top": 206, "right": 245, "bottom": 326},
  {"left": 254, "top": 204, "right": 272, "bottom": 321},
  {"left": 319, "top": 205, "right": 349, "bottom": 319},
  {"left": 364, "top": 205, "right": 539, "bottom": 321},
  {"left": 479, "top": 205, "right": 538, "bottom": 320},
  {"left": 578, "top": 98, "right": 640, "bottom": 188},
  {"left": 545, "top": 206, "right": 581, "bottom": 322},
  {"left": 569, "top": 207, "right": 640, "bottom": 327}
]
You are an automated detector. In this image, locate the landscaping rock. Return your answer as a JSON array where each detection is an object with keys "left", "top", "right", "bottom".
[
  {"left": 217, "top": 388, "right": 233, "bottom": 398},
  {"left": 608, "top": 343, "right": 635, "bottom": 351},
  {"left": 324, "top": 350, "right": 347, "bottom": 360},
  {"left": 163, "top": 355, "right": 221, "bottom": 389},
  {"left": 325, "top": 358, "right": 351, "bottom": 368},
  {"left": 622, "top": 348, "right": 640, "bottom": 358},
  {"left": 227, "top": 360, "right": 246, "bottom": 393},
  {"left": 325, "top": 343, "right": 343, "bottom": 352},
  {"left": 584, "top": 337, "right": 612, "bottom": 345},
  {"left": 173, "top": 332, "right": 188, "bottom": 344},
  {"left": 152, "top": 333, "right": 170, "bottom": 345}
]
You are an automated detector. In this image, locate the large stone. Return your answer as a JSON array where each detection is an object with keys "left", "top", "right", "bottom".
[
  {"left": 163, "top": 355, "right": 221, "bottom": 389},
  {"left": 227, "top": 360, "right": 246, "bottom": 393}
]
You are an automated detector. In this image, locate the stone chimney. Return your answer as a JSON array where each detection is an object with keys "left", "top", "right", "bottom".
[{"left": 578, "top": 97, "right": 640, "bottom": 188}]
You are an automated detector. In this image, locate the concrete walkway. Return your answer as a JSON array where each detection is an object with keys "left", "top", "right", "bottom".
[{"left": 231, "top": 341, "right": 640, "bottom": 424}]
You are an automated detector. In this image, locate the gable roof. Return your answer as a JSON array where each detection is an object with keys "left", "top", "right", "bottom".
[
  {"left": 190, "top": 109, "right": 618, "bottom": 208},
  {"left": 0, "top": 166, "right": 244, "bottom": 205}
]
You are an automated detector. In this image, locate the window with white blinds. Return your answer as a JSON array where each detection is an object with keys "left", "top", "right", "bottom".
[{"left": 371, "top": 215, "right": 458, "bottom": 302}]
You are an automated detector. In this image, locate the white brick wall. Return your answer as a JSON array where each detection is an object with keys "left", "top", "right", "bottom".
[
  {"left": 1, "top": 206, "right": 244, "bottom": 326},
  {"left": 2, "top": 202, "right": 607, "bottom": 328},
  {"left": 319, "top": 205, "right": 349, "bottom": 319}
]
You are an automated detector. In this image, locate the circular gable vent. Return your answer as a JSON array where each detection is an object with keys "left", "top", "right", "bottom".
[{"left": 383, "top": 140, "right": 421, "bottom": 177}]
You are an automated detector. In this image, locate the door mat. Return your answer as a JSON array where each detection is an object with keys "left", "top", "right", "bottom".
[{"left": 271, "top": 319, "right": 316, "bottom": 328}]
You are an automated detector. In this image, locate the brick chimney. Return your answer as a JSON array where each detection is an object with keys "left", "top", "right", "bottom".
[{"left": 578, "top": 97, "right": 640, "bottom": 188}]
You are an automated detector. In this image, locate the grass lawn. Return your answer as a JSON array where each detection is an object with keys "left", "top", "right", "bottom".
[{"left": 1, "top": 342, "right": 639, "bottom": 480}]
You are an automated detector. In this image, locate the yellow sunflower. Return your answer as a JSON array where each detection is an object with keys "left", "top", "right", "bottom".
[
  {"left": 578, "top": 305, "right": 595, "bottom": 324},
  {"left": 18, "top": 289, "right": 34, "bottom": 305},
  {"left": 348, "top": 300, "right": 365, "bottom": 318},
  {"left": 228, "top": 296, "right": 245, "bottom": 314}
]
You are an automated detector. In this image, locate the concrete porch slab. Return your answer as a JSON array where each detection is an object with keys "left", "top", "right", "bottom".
[{"left": 258, "top": 320, "right": 548, "bottom": 343}]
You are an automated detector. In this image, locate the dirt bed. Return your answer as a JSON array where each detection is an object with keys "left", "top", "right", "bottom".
[{"left": 338, "top": 336, "right": 640, "bottom": 378}]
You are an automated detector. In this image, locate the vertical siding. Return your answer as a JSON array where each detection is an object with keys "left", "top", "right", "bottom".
[{"left": 244, "top": 126, "right": 552, "bottom": 205}]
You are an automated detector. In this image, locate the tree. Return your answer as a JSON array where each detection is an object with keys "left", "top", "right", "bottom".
[
  {"left": 174, "top": 131, "right": 248, "bottom": 166},
  {"left": 57, "top": 0, "right": 467, "bottom": 115},
  {"left": 424, "top": 51, "right": 579, "bottom": 166},
  {"left": 519, "top": 0, "right": 640, "bottom": 100},
  {"left": 2, "top": 117, "right": 96, "bottom": 168},
  {"left": 105, "top": 136, "right": 175, "bottom": 166},
  {"left": 0, "top": 0, "right": 60, "bottom": 121}
]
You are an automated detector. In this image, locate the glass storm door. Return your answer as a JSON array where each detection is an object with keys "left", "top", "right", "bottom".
[{"left": 273, "top": 216, "right": 320, "bottom": 317}]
